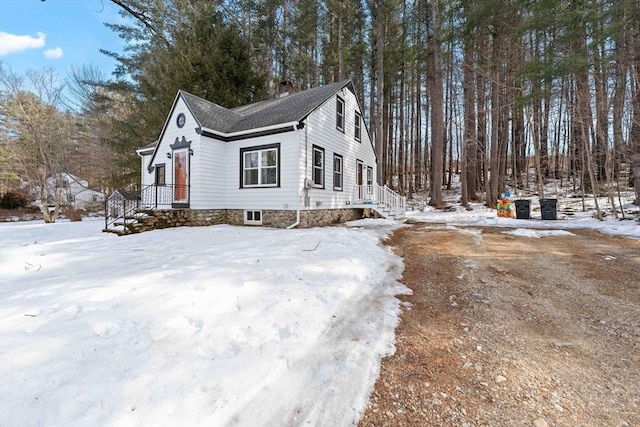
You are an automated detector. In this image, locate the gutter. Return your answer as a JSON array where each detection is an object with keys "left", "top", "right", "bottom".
[
  {"left": 199, "top": 121, "right": 300, "bottom": 140},
  {"left": 136, "top": 148, "right": 155, "bottom": 156},
  {"left": 287, "top": 121, "right": 306, "bottom": 229}
]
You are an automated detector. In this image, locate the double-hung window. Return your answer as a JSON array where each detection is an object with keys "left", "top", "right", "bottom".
[
  {"left": 355, "top": 111, "right": 361, "bottom": 142},
  {"left": 155, "top": 164, "right": 166, "bottom": 186},
  {"left": 241, "top": 143, "right": 280, "bottom": 188},
  {"left": 312, "top": 145, "right": 324, "bottom": 188},
  {"left": 333, "top": 154, "right": 343, "bottom": 191},
  {"left": 336, "top": 96, "right": 345, "bottom": 132}
]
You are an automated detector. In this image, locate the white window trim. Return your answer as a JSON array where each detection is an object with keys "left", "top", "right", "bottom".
[
  {"left": 241, "top": 145, "right": 279, "bottom": 188},
  {"left": 336, "top": 96, "right": 345, "bottom": 132},
  {"left": 355, "top": 111, "right": 361, "bottom": 142},
  {"left": 333, "top": 154, "right": 343, "bottom": 191},
  {"left": 312, "top": 145, "right": 324, "bottom": 188},
  {"left": 244, "top": 210, "right": 263, "bottom": 225}
]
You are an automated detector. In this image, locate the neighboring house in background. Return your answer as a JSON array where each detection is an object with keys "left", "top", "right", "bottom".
[
  {"left": 105, "top": 79, "right": 404, "bottom": 233},
  {"left": 30, "top": 172, "right": 105, "bottom": 211}
]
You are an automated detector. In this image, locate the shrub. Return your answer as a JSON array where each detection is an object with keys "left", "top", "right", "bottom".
[
  {"left": 0, "top": 190, "right": 30, "bottom": 209},
  {"left": 63, "top": 206, "right": 83, "bottom": 222}
]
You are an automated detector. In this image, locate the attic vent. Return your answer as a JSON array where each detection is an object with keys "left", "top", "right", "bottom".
[{"left": 278, "top": 81, "right": 293, "bottom": 98}]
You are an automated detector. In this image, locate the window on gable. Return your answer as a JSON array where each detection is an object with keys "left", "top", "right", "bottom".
[
  {"left": 67, "top": 194, "right": 75, "bottom": 203},
  {"left": 355, "top": 111, "right": 361, "bottom": 142},
  {"left": 333, "top": 154, "right": 343, "bottom": 191},
  {"left": 155, "top": 164, "right": 166, "bottom": 186},
  {"left": 313, "top": 145, "right": 325, "bottom": 188},
  {"left": 336, "top": 96, "right": 345, "bottom": 132},
  {"left": 56, "top": 179, "right": 68, "bottom": 188},
  {"left": 240, "top": 144, "right": 280, "bottom": 188}
]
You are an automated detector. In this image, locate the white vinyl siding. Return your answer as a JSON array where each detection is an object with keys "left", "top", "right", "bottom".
[
  {"left": 220, "top": 132, "right": 300, "bottom": 211},
  {"left": 144, "top": 85, "right": 376, "bottom": 214},
  {"left": 141, "top": 97, "right": 198, "bottom": 208},
  {"left": 299, "top": 89, "right": 377, "bottom": 209}
]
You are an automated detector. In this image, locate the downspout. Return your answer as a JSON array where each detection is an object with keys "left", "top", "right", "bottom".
[{"left": 287, "top": 120, "right": 306, "bottom": 229}]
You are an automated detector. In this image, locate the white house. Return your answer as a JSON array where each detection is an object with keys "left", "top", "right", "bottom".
[
  {"left": 31, "top": 172, "right": 105, "bottom": 211},
  {"left": 106, "top": 80, "right": 404, "bottom": 233}
]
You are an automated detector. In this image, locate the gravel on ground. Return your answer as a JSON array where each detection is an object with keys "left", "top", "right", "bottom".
[{"left": 359, "top": 223, "right": 640, "bottom": 427}]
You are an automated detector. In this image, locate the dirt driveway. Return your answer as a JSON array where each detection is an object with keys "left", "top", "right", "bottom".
[{"left": 359, "top": 223, "right": 640, "bottom": 427}]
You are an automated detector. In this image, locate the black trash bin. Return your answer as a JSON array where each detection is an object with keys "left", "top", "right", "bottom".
[
  {"left": 540, "top": 198, "right": 557, "bottom": 220},
  {"left": 515, "top": 200, "right": 531, "bottom": 219}
]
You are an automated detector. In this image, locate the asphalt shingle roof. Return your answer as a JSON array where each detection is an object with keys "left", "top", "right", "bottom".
[{"left": 181, "top": 80, "right": 352, "bottom": 134}]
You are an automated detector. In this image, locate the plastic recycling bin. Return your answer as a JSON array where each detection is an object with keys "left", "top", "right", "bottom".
[
  {"left": 540, "top": 198, "right": 557, "bottom": 220},
  {"left": 515, "top": 200, "right": 530, "bottom": 219}
]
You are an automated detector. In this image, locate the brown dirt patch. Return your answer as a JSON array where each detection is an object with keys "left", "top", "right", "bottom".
[{"left": 360, "top": 223, "right": 640, "bottom": 427}]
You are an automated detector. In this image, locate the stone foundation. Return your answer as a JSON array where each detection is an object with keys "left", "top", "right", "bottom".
[
  {"left": 128, "top": 209, "right": 227, "bottom": 233},
  {"left": 123, "top": 208, "right": 364, "bottom": 234}
]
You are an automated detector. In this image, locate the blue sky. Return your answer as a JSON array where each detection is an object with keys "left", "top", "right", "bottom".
[{"left": 0, "top": 0, "right": 126, "bottom": 79}]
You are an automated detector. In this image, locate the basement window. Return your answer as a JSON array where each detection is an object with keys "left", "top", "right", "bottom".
[{"left": 244, "top": 210, "right": 262, "bottom": 225}]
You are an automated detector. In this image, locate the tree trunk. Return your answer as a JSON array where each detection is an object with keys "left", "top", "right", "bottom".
[
  {"left": 462, "top": 25, "right": 476, "bottom": 205},
  {"left": 428, "top": 0, "right": 444, "bottom": 207},
  {"left": 488, "top": 31, "right": 502, "bottom": 205},
  {"left": 375, "top": 0, "right": 385, "bottom": 186}
]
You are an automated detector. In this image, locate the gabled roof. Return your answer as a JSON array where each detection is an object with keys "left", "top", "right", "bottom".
[
  {"left": 138, "top": 79, "right": 375, "bottom": 167},
  {"left": 181, "top": 79, "right": 353, "bottom": 134}
]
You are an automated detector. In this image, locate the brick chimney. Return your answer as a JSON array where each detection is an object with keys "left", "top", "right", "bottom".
[{"left": 278, "top": 80, "right": 293, "bottom": 98}]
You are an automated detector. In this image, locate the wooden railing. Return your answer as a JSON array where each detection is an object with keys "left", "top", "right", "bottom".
[{"left": 352, "top": 184, "right": 406, "bottom": 217}]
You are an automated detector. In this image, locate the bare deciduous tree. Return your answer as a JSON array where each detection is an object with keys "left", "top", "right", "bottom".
[{"left": 0, "top": 66, "right": 73, "bottom": 223}]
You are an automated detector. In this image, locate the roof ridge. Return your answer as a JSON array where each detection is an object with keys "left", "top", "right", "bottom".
[
  {"left": 179, "top": 79, "right": 352, "bottom": 134},
  {"left": 178, "top": 90, "right": 244, "bottom": 118}
]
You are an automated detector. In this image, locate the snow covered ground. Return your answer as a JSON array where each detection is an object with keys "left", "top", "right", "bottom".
[
  {"left": 406, "top": 199, "right": 640, "bottom": 240},
  {"left": 0, "top": 219, "right": 409, "bottom": 427},
  {"left": 1, "top": 200, "right": 637, "bottom": 427}
]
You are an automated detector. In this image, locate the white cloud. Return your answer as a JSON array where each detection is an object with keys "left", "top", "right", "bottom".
[
  {"left": 0, "top": 31, "right": 46, "bottom": 56},
  {"left": 43, "top": 47, "right": 64, "bottom": 59}
]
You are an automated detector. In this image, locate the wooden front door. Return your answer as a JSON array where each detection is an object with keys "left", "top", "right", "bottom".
[{"left": 173, "top": 149, "right": 189, "bottom": 205}]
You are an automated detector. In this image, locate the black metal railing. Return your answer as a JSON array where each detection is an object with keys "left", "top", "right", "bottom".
[
  {"left": 140, "top": 184, "right": 189, "bottom": 209},
  {"left": 104, "top": 195, "right": 141, "bottom": 230},
  {"left": 104, "top": 184, "right": 190, "bottom": 232}
]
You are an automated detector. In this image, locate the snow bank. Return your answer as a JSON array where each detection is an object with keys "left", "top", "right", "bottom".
[
  {"left": 0, "top": 219, "right": 409, "bottom": 427},
  {"left": 407, "top": 203, "right": 640, "bottom": 240}
]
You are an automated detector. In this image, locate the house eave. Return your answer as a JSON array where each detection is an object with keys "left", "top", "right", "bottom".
[
  {"left": 136, "top": 147, "right": 155, "bottom": 157},
  {"left": 198, "top": 121, "right": 299, "bottom": 142}
]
